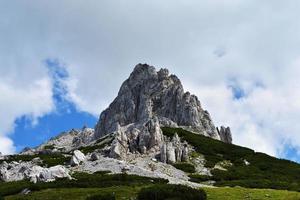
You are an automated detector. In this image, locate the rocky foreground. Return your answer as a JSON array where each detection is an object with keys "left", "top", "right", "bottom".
[{"left": 0, "top": 64, "right": 232, "bottom": 188}]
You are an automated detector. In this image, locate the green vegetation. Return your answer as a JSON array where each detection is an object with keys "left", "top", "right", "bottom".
[
  {"left": 189, "top": 174, "right": 212, "bottom": 182},
  {"left": 6, "top": 187, "right": 141, "bottom": 200},
  {"left": 43, "top": 145, "right": 55, "bottom": 150},
  {"left": 86, "top": 193, "right": 116, "bottom": 200},
  {"left": 6, "top": 186, "right": 300, "bottom": 200},
  {"left": 0, "top": 153, "right": 69, "bottom": 167},
  {"left": 172, "top": 162, "right": 196, "bottom": 173},
  {"left": 79, "top": 137, "right": 114, "bottom": 154},
  {"left": 0, "top": 171, "right": 167, "bottom": 197},
  {"left": 162, "top": 127, "right": 300, "bottom": 191},
  {"left": 3, "top": 127, "right": 300, "bottom": 199},
  {"left": 137, "top": 184, "right": 207, "bottom": 200},
  {"left": 203, "top": 187, "right": 300, "bottom": 200}
]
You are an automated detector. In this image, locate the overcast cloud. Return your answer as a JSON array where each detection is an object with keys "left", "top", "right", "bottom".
[{"left": 1, "top": 1, "right": 300, "bottom": 159}]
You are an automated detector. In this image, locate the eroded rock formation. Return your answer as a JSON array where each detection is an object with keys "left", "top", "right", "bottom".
[
  {"left": 217, "top": 126, "right": 233, "bottom": 144},
  {"left": 160, "top": 133, "right": 189, "bottom": 164},
  {"left": 95, "top": 64, "right": 219, "bottom": 140},
  {"left": 94, "top": 64, "right": 232, "bottom": 160},
  {"left": 0, "top": 161, "right": 71, "bottom": 183}
]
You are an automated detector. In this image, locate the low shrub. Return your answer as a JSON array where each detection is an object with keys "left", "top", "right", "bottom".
[
  {"left": 43, "top": 145, "right": 55, "bottom": 150},
  {"left": 173, "top": 162, "right": 196, "bottom": 173},
  {"left": 137, "top": 184, "right": 207, "bottom": 200},
  {"left": 86, "top": 193, "right": 116, "bottom": 200},
  {"left": 39, "top": 153, "right": 69, "bottom": 167},
  {"left": 0, "top": 172, "right": 168, "bottom": 197},
  {"left": 79, "top": 138, "right": 114, "bottom": 154},
  {"left": 189, "top": 174, "right": 212, "bottom": 183},
  {"left": 0, "top": 153, "right": 69, "bottom": 167},
  {"left": 0, "top": 180, "right": 32, "bottom": 196}
]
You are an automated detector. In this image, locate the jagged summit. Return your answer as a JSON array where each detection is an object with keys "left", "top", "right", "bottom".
[{"left": 95, "top": 63, "right": 230, "bottom": 142}]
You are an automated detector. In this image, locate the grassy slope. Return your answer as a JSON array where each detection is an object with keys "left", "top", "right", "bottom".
[
  {"left": 3, "top": 127, "right": 300, "bottom": 199},
  {"left": 6, "top": 187, "right": 300, "bottom": 200},
  {"left": 6, "top": 187, "right": 141, "bottom": 200},
  {"left": 162, "top": 127, "right": 300, "bottom": 191},
  {"left": 204, "top": 187, "right": 300, "bottom": 200}
]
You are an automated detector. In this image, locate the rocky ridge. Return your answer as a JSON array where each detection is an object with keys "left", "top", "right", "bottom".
[{"left": 21, "top": 127, "right": 95, "bottom": 155}]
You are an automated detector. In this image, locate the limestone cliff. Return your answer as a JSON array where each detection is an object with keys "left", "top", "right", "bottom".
[
  {"left": 94, "top": 64, "right": 232, "bottom": 160},
  {"left": 95, "top": 64, "right": 224, "bottom": 140}
]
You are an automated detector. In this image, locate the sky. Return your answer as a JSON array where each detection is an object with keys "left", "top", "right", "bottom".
[{"left": 1, "top": 1, "right": 300, "bottom": 162}]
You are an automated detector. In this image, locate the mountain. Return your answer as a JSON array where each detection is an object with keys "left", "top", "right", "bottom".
[
  {"left": 94, "top": 64, "right": 231, "bottom": 160},
  {"left": 95, "top": 63, "right": 230, "bottom": 142},
  {"left": 0, "top": 64, "right": 300, "bottom": 200}
]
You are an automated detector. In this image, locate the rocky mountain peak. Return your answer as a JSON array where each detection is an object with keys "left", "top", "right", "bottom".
[{"left": 94, "top": 64, "right": 232, "bottom": 158}]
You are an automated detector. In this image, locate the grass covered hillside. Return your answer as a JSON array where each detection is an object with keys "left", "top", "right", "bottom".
[
  {"left": 162, "top": 127, "right": 300, "bottom": 191},
  {"left": 1, "top": 127, "right": 300, "bottom": 200},
  {"left": 2, "top": 172, "right": 300, "bottom": 200}
]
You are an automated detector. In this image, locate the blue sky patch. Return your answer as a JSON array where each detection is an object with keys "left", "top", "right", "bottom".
[{"left": 11, "top": 59, "right": 97, "bottom": 152}]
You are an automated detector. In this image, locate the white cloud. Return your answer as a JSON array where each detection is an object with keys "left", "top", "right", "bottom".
[
  {"left": 0, "top": 77, "right": 54, "bottom": 154},
  {"left": 1, "top": 1, "right": 300, "bottom": 160},
  {"left": 0, "top": 136, "right": 15, "bottom": 155}
]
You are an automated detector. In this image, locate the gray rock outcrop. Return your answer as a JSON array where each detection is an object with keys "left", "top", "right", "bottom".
[
  {"left": 160, "top": 133, "right": 190, "bottom": 164},
  {"left": 109, "top": 117, "right": 164, "bottom": 160},
  {"left": 21, "top": 127, "right": 95, "bottom": 155},
  {"left": 95, "top": 64, "right": 220, "bottom": 140},
  {"left": 217, "top": 126, "right": 232, "bottom": 144},
  {"left": 90, "top": 153, "right": 100, "bottom": 161},
  {"left": 93, "top": 64, "right": 232, "bottom": 160},
  {"left": 70, "top": 150, "right": 86, "bottom": 166},
  {"left": 0, "top": 161, "right": 71, "bottom": 183}
]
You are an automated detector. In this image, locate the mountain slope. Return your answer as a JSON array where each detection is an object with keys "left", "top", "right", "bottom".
[
  {"left": 162, "top": 127, "right": 300, "bottom": 191},
  {"left": 1, "top": 64, "right": 300, "bottom": 199}
]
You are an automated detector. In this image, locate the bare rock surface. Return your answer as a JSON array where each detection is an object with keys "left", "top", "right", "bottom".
[
  {"left": 93, "top": 64, "right": 232, "bottom": 161},
  {"left": 21, "top": 127, "right": 95, "bottom": 155},
  {"left": 74, "top": 154, "right": 211, "bottom": 189},
  {"left": 217, "top": 126, "right": 232, "bottom": 144},
  {"left": 70, "top": 150, "right": 86, "bottom": 166},
  {"left": 95, "top": 64, "right": 221, "bottom": 140},
  {"left": 0, "top": 161, "right": 71, "bottom": 183},
  {"left": 160, "top": 133, "right": 190, "bottom": 164},
  {"left": 108, "top": 117, "right": 163, "bottom": 160}
]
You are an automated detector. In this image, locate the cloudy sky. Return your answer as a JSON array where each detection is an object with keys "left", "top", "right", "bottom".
[{"left": 1, "top": 1, "right": 300, "bottom": 162}]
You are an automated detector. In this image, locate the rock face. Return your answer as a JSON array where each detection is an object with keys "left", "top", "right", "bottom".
[
  {"left": 70, "top": 150, "right": 86, "bottom": 166},
  {"left": 21, "top": 127, "right": 95, "bottom": 155},
  {"left": 160, "top": 133, "right": 189, "bottom": 164},
  {"left": 95, "top": 64, "right": 220, "bottom": 140},
  {"left": 109, "top": 117, "right": 164, "bottom": 160},
  {"left": 94, "top": 64, "right": 232, "bottom": 160},
  {"left": 0, "top": 161, "right": 71, "bottom": 183},
  {"left": 217, "top": 126, "right": 232, "bottom": 144}
]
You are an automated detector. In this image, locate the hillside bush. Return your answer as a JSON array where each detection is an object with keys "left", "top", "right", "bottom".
[
  {"left": 162, "top": 127, "right": 300, "bottom": 191},
  {"left": 137, "top": 184, "right": 207, "bottom": 200},
  {"left": 0, "top": 153, "right": 69, "bottom": 167},
  {"left": 0, "top": 172, "right": 168, "bottom": 197},
  {"left": 189, "top": 174, "right": 212, "bottom": 183},
  {"left": 79, "top": 138, "right": 114, "bottom": 154},
  {"left": 173, "top": 162, "right": 196, "bottom": 173},
  {"left": 86, "top": 193, "right": 116, "bottom": 200}
]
